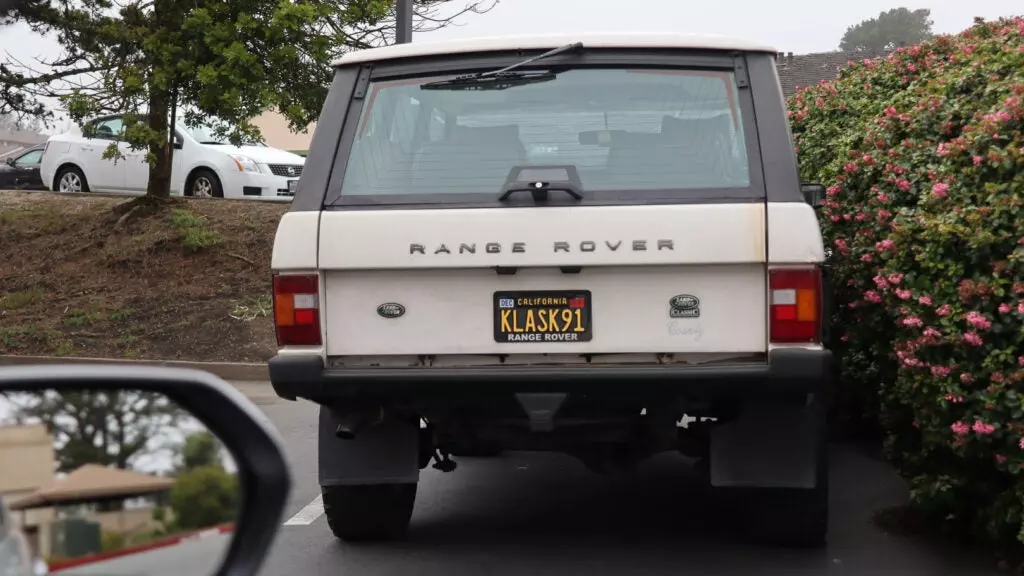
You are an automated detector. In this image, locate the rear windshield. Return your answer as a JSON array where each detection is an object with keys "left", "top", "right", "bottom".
[{"left": 335, "top": 67, "right": 758, "bottom": 204}]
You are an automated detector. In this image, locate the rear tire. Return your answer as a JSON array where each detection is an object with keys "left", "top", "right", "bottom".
[
  {"left": 322, "top": 483, "right": 417, "bottom": 542},
  {"left": 730, "top": 438, "right": 829, "bottom": 548},
  {"left": 55, "top": 166, "right": 89, "bottom": 193}
]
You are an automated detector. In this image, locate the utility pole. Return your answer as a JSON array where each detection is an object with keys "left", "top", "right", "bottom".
[{"left": 396, "top": 0, "right": 413, "bottom": 44}]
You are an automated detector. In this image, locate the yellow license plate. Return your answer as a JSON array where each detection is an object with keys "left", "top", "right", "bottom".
[{"left": 493, "top": 290, "right": 593, "bottom": 343}]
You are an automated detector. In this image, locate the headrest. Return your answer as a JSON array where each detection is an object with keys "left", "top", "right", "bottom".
[
  {"left": 660, "top": 114, "right": 732, "bottom": 139},
  {"left": 451, "top": 124, "right": 521, "bottom": 144}
]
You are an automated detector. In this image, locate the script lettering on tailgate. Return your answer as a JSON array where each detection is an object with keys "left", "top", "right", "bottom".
[{"left": 410, "top": 240, "right": 674, "bottom": 254}]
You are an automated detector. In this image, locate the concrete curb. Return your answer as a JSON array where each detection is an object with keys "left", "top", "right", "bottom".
[
  {"left": 48, "top": 523, "right": 235, "bottom": 572},
  {"left": 0, "top": 355, "right": 268, "bottom": 381}
]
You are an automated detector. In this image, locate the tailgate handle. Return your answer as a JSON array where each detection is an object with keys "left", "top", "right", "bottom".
[
  {"left": 494, "top": 267, "right": 517, "bottom": 275},
  {"left": 560, "top": 266, "right": 582, "bottom": 274}
]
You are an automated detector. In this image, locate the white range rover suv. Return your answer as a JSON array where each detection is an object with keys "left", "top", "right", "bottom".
[
  {"left": 269, "top": 33, "right": 833, "bottom": 547},
  {"left": 40, "top": 114, "right": 305, "bottom": 201}
]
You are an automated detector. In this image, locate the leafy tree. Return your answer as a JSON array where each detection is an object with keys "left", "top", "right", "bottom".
[
  {"left": 839, "top": 8, "right": 934, "bottom": 52},
  {"left": 0, "top": 0, "right": 494, "bottom": 198},
  {"left": 1, "top": 390, "right": 184, "bottom": 472},
  {"left": 169, "top": 465, "right": 239, "bottom": 530},
  {"left": 176, "top": 430, "right": 225, "bottom": 473}
]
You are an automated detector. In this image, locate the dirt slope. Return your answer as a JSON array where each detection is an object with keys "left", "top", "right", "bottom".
[{"left": 0, "top": 191, "right": 288, "bottom": 362}]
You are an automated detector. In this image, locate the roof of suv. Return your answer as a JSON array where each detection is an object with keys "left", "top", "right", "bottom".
[{"left": 332, "top": 32, "right": 778, "bottom": 66}]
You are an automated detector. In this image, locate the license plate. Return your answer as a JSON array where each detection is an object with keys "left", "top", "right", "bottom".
[
  {"left": 287, "top": 180, "right": 298, "bottom": 194},
  {"left": 493, "top": 290, "right": 592, "bottom": 343}
]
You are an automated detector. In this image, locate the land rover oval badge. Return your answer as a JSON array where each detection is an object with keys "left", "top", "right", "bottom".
[
  {"left": 669, "top": 294, "right": 700, "bottom": 318},
  {"left": 377, "top": 303, "right": 406, "bottom": 319}
]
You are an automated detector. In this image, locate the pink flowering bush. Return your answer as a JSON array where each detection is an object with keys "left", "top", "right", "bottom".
[{"left": 789, "top": 17, "right": 1024, "bottom": 546}]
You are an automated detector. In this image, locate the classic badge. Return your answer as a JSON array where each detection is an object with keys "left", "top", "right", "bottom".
[
  {"left": 669, "top": 294, "right": 700, "bottom": 318},
  {"left": 376, "top": 303, "right": 406, "bottom": 319}
]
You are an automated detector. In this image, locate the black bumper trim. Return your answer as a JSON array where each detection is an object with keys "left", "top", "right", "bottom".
[{"left": 269, "top": 348, "right": 832, "bottom": 402}]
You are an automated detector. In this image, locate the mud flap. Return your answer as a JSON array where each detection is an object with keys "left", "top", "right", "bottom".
[
  {"left": 709, "top": 396, "right": 823, "bottom": 489},
  {"left": 318, "top": 406, "right": 420, "bottom": 486}
]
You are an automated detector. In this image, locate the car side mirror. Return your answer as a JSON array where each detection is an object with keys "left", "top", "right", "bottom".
[
  {"left": 800, "top": 183, "right": 826, "bottom": 207},
  {"left": 173, "top": 135, "right": 184, "bottom": 150},
  {"left": 0, "top": 365, "right": 291, "bottom": 576},
  {"left": 4, "top": 157, "right": 13, "bottom": 166}
]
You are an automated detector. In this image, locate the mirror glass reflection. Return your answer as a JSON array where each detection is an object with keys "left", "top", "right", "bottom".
[{"left": 0, "top": 389, "right": 239, "bottom": 576}]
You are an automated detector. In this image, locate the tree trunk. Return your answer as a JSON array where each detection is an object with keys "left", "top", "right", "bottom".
[{"left": 145, "top": 86, "right": 172, "bottom": 197}]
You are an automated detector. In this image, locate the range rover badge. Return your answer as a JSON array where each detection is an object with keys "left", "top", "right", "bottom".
[
  {"left": 377, "top": 303, "right": 406, "bottom": 319},
  {"left": 669, "top": 294, "right": 700, "bottom": 318}
]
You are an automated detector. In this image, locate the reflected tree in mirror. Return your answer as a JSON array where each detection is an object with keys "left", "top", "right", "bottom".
[{"left": 0, "top": 389, "right": 240, "bottom": 576}]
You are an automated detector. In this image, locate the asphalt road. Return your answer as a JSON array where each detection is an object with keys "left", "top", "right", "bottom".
[{"left": 230, "top": 382, "right": 1004, "bottom": 576}]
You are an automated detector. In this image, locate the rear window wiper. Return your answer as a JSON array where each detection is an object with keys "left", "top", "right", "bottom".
[{"left": 420, "top": 42, "right": 584, "bottom": 91}]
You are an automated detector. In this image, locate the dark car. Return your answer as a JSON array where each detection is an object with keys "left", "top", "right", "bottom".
[{"left": 0, "top": 145, "right": 46, "bottom": 191}]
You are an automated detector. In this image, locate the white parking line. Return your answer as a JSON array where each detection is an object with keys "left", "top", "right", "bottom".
[{"left": 283, "top": 494, "right": 324, "bottom": 526}]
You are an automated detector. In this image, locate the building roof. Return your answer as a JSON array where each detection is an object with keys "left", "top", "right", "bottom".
[
  {"left": 333, "top": 32, "right": 778, "bottom": 66},
  {"left": 8, "top": 464, "right": 175, "bottom": 510},
  {"left": 775, "top": 49, "right": 891, "bottom": 97}
]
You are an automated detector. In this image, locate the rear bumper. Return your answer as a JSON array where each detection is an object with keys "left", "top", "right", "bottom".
[{"left": 269, "top": 348, "right": 832, "bottom": 402}]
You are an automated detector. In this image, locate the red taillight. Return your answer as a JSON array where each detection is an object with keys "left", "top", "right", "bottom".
[
  {"left": 273, "top": 273, "right": 321, "bottom": 346},
  {"left": 769, "top": 268, "right": 821, "bottom": 343}
]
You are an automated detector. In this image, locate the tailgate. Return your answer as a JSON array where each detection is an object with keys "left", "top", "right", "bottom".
[{"left": 319, "top": 203, "right": 767, "bottom": 357}]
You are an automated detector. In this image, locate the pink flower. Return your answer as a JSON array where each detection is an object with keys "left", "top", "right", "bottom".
[
  {"left": 996, "top": 454, "right": 1007, "bottom": 464},
  {"left": 991, "top": 372, "right": 1005, "bottom": 383},
  {"left": 932, "top": 366, "right": 952, "bottom": 377},
  {"left": 902, "top": 315, "right": 923, "bottom": 328},
  {"left": 919, "top": 296, "right": 933, "bottom": 306},
  {"left": 1018, "top": 301, "right": 1024, "bottom": 314},
  {"left": 896, "top": 289, "right": 912, "bottom": 300},
  {"left": 972, "top": 420, "right": 995, "bottom": 435},
  {"left": 951, "top": 421, "right": 970, "bottom": 436},
  {"left": 826, "top": 185, "right": 840, "bottom": 197},
  {"left": 924, "top": 327, "right": 942, "bottom": 339},
  {"left": 874, "top": 275, "right": 890, "bottom": 290},
  {"left": 963, "top": 332, "right": 984, "bottom": 346},
  {"left": 877, "top": 193, "right": 890, "bottom": 203},
  {"left": 931, "top": 182, "right": 949, "bottom": 198},
  {"left": 966, "top": 311, "right": 992, "bottom": 330},
  {"left": 937, "top": 142, "right": 951, "bottom": 156},
  {"left": 936, "top": 304, "right": 952, "bottom": 316},
  {"left": 1018, "top": 355, "right": 1024, "bottom": 367},
  {"left": 896, "top": 179, "right": 912, "bottom": 192},
  {"left": 844, "top": 162, "right": 859, "bottom": 173},
  {"left": 973, "top": 155, "right": 983, "bottom": 166},
  {"left": 999, "top": 303, "right": 1011, "bottom": 314},
  {"left": 876, "top": 239, "right": 895, "bottom": 252},
  {"left": 861, "top": 253, "right": 873, "bottom": 263},
  {"left": 864, "top": 290, "right": 883, "bottom": 303},
  {"left": 961, "top": 373, "right": 974, "bottom": 384},
  {"left": 887, "top": 273, "right": 904, "bottom": 285},
  {"left": 1019, "top": 437, "right": 1024, "bottom": 450}
]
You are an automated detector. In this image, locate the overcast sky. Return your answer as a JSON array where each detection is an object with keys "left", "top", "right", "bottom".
[{"left": 0, "top": 0, "right": 1020, "bottom": 127}]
